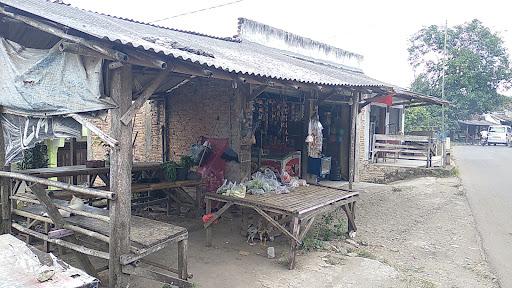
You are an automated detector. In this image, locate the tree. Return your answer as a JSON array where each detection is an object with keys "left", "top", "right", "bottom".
[{"left": 406, "top": 19, "right": 512, "bottom": 132}]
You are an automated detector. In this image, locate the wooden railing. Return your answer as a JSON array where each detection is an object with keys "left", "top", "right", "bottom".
[{"left": 371, "top": 134, "right": 434, "bottom": 167}]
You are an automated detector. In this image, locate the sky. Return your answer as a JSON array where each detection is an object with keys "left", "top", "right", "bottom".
[{"left": 65, "top": 0, "right": 512, "bottom": 89}]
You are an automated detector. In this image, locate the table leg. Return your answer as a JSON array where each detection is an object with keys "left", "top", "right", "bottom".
[
  {"left": 43, "top": 222, "right": 50, "bottom": 252},
  {"left": 205, "top": 199, "right": 212, "bottom": 247},
  {"left": 178, "top": 239, "right": 188, "bottom": 280},
  {"left": 288, "top": 216, "right": 300, "bottom": 270},
  {"left": 195, "top": 185, "right": 204, "bottom": 218},
  {"left": 167, "top": 190, "right": 173, "bottom": 216}
]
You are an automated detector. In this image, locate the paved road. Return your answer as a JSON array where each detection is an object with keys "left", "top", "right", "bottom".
[{"left": 454, "top": 145, "right": 512, "bottom": 288}]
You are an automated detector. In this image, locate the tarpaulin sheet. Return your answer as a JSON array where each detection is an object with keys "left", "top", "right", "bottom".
[
  {"left": 0, "top": 234, "right": 98, "bottom": 288},
  {"left": 1, "top": 113, "right": 82, "bottom": 164},
  {"left": 0, "top": 37, "right": 113, "bottom": 116}
]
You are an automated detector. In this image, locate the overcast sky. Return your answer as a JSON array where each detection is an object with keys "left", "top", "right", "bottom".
[{"left": 66, "top": 0, "right": 512, "bottom": 88}]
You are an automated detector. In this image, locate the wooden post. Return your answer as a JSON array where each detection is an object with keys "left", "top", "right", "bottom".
[
  {"left": 108, "top": 64, "right": 133, "bottom": 288},
  {"left": 205, "top": 198, "right": 212, "bottom": 247},
  {"left": 288, "top": 216, "right": 300, "bottom": 270},
  {"left": 177, "top": 239, "right": 188, "bottom": 280},
  {"left": 70, "top": 138, "right": 78, "bottom": 185},
  {"left": 348, "top": 92, "right": 359, "bottom": 189},
  {"left": 0, "top": 118, "right": 10, "bottom": 234}
]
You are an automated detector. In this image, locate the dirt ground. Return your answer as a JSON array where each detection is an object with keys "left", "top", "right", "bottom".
[{"left": 59, "top": 176, "right": 497, "bottom": 288}]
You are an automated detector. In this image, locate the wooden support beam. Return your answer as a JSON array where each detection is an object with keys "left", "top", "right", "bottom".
[
  {"left": 252, "top": 207, "right": 301, "bottom": 245},
  {"left": 12, "top": 209, "right": 110, "bottom": 243},
  {"left": 120, "top": 71, "right": 170, "bottom": 125},
  {"left": 58, "top": 42, "right": 127, "bottom": 62},
  {"left": 203, "top": 202, "right": 233, "bottom": 228},
  {"left": 0, "top": 7, "right": 127, "bottom": 62},
  {"left": 348, "top": 92, "right": 359, "bottom": 189},
  {"left": 288, "top": 216, "right": 300, "bottom": 270},
  {"left": 0, "top": 118, "right": 10, "bottom": 234},
  {"left": 11, "top": 194, "right": 111, "bottom": 222},
  {"left": 30, "top": 184, "right": 98, "bottom": 277},
  {"left": 0, "top": 171, "right": 116, "bottom": 199},
  {"left": 11, "top": 223, "right": 110, "bottom": 260},
  {"left": 122, "top": 264, "right": 192, "bottom": 288},
  {"left": 108, "top": 64, "right": 133, "bottom": 288},
  {"left": 68, "top": 113, "right": 119, "bottom": 148},
  {"left": 248, "top": 85, "right": 267, "bottom": 101}
]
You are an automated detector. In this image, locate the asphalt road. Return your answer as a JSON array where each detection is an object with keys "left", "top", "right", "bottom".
[{"left": 454, "top": 145, "right": 512, "bottom": 288}]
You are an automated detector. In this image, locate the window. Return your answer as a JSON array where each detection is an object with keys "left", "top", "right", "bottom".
[{"left": 489, "top": 126, "right": 506, "bottom": 133}]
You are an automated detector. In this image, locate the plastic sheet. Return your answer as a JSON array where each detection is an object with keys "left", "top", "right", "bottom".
[{"left": 0, "top": 38, "right": 112, "bottom": 116}]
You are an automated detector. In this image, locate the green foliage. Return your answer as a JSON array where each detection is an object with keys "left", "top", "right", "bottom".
[
  {"left": 17, "top": 143, "right": 48, "bottom": 170},
  {"left": 301, "top": 212, "right": 347, "bottom": 251},
  {"left": 161, "top": 161, "right": 178, "bottom": 182},
  {"left": 179, "top": 155, "right": 194, "bottom": 171},
  {"left": 407, "top": 19, "right": 512, "bottom": 132}
]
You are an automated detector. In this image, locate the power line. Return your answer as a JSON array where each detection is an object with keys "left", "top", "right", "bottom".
[{"left": 150, "top": 0, "right": 246, "bottom": 23}]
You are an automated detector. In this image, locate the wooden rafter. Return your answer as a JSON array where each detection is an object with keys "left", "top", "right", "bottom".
[
  {"left": 120, "top": 71, "right": 170, "bottom": 125},
  {"left": 68, "top": 113, "right": 119, "bottom": 148}
]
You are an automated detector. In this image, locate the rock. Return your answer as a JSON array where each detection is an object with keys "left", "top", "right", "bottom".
[
  {"left": 37, "top": 269, "right": 55, "bottom": 283},
  {"left": 389, "top": 248, "right": 399, "bottom": 252},
  {"left": 347, "top": 252, "right": 358, "bottom": 257},
  {"left": 359, "top": 240, "right": 369, "bottom": 246},
  {"left": 239, "top": 250, "right": 250, "bottom": 256}
]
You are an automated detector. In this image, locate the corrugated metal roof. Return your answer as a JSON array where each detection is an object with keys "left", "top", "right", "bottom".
[
  {"left": 0, "top": 0, "right": 390, "bottom": 88},
  {"left": 458, "top": 120, "right": 495, "bottom": 126}
]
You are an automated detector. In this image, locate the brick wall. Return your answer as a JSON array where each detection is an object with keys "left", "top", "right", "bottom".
[
  {"left": 166, "top": 77, "right": 249, "bottom": 182},
  {"left": 89, "top": 100, "right": 164, "bottom": 163}
]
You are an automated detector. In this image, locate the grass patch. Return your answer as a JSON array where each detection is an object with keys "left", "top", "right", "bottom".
[{"left": 300, "top": 212, "right": 347, "bottom": 251}]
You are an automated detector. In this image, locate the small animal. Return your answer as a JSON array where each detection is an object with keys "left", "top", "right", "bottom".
[
  {"left": 68, "top": 196, "right": 85, "bottom": 211},
  {"left": 247, "top": 224, "right": 258, "bottom": 245},
  {"left": 257, "top": 218, "right": 275, "bottom": 246}
]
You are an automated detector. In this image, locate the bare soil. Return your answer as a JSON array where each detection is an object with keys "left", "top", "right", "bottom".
[{"left": 62, "top": 176, "right": 498, "bottom": 288}]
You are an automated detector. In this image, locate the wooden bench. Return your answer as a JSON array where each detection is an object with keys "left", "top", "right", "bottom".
[
  {"left": 371, "top": 134, "right": 433, "bottom": 167},
  {"left": 204, "top": 184, "right": 358, "bottom": 270},
  {"left": 2, "top": 171, "right": 193, "bottom": 288}
]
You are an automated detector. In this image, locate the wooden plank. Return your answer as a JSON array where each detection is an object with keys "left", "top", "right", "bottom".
[
  {"left": 288, "top": 216, "right": 300, "bottom": 270},
  {"left": 0, "top": 118, "right": 10, "bottom": 233},
  {"left": 374, "top": 134, "right": 429, "bottom": 142},
  {"left": 131, "top": 180, "right": 201, "bottom": 193},
  {"left": 119, "top": 231, "right": 188, "bottom": 265},
  {"left": 178, "top": 239, "right": 188, "bottom": 280},
  {"left": 205, "top": 198, "right": 212, "bottom": 247},
  {"left": 0, "top": 171, "right": 115, "bottom": 199},
  {"left": 30, "top": 184, "right": 98, "bottom": 277},
  {"left": 120, "top": 70, "right": 170, "bottom": 125},
  {"left": 69, "top": 113, "right": 119, "bottom": 148},
  {"left": 122, "top": 264, "right": 192, "bottom": 288},
  {"left": 349, "top": 92, "right": 358, "bottom": 189},
  {"left": 299, "top": 216, "right": 315, "bottom": 241},
  {"left": 248, "top": 84, "right": 267, "bottom": 101},
  {"left": 203, "top": 202, "right": 233, "bottom": 228},
  {"left": 108, "top": 64, "right": 133, "bottom": 288},
  {"left": 253, "top": 206, "right": 301, "bottom": 245},
  {"left": 11, "top": 222, "right": 110, "bottom": 260}
]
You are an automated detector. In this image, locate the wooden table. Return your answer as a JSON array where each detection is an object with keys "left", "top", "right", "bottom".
[
  {"left": 17, "top": 164, "right": 205, "bottom": 215},
  {"left": 132, "top": 180, "right": 204, "bottom": 216},
  {"left": 14, "top": 198, "right": 192, "bottom": 287},
  {"left": 19, "top": 162, "right": 162, "bottom": 186},
  {"left": 204, "top": 184, "right": 359, "bottom": 269}
]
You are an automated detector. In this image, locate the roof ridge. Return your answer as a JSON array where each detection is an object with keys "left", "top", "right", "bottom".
[
  {"left": 236, "top": 17, "right": 363, "bottom": 61},
  {"left": 48, "top": 0, "right": 241, "bottom": 43}
]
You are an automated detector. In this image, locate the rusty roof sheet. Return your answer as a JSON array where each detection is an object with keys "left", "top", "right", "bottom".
[{"left": 0, "top": 0, "right": 391, "bottom": 88}]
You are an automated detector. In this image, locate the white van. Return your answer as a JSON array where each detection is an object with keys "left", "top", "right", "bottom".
[{"left": 487, "top": 125, "right": 512, "bottom": 146}]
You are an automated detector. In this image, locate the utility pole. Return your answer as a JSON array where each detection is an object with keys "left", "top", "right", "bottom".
[{"left": 441, "top": 19, "right": 448, "bottom": 136}]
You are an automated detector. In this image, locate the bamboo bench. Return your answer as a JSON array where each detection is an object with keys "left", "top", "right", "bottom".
[
  {"left": 204, "top": 184, "right": 358, "bottom": 270},
  {"left": 1, "top": 171, "right": 193, "bottom": 288}
]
